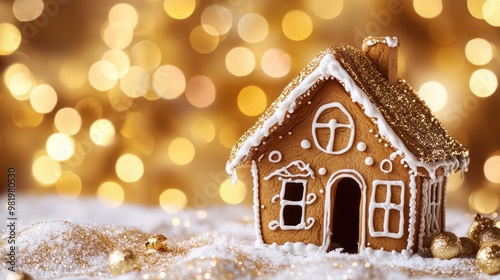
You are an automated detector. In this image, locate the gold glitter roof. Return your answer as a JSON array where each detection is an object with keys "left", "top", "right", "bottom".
[{"left": 229, "top": 43, "right": 468, "bottom": 169}]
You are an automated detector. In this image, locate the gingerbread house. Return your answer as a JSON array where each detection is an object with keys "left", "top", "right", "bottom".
[{"left": 226, "top": 37, "right": 469, "bottom": 256}]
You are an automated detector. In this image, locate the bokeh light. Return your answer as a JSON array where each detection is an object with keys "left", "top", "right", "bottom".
[
  {"left": 483, "top": 0, "right": 500, "bottom": 26},
  {"left": 29, "top": 84, "right": 58, "bottom": 114},
  {"left": 190, "top": 25, "right": 219, "bottom": 54},
  {"left": 219, "top": 179, "right": 246, "bottom": 204},
  {"left": 120, "top": 112, "right": 144, "bottom": 138},
  {"left": 54, "top": 108, "right": 82, "bottom": 135},
  {"left": 12, "top": 0, "right": 44, "bottom": 22},
  {"left": 103, "top": 21, "right": 134, "bottom": 49},
  {"left": 168, "top": 137, "right": 195, "bottom": 165},
  {"left": 59, "top": 60, "right": 87, "bottom": 90},
  {"left": 468, "top": 0, "right": 486, "bottom": 19},
  {"left": 116, "top": 153, "right": 144, "bottom": 183},
  {"left": 46, "top": 133, "right": 75, "bottom": 161},
  {"left": 446, "top": 171, "right": 464, "bottom": 192},
  {"left": 465, "top": 38, "right": 493, "bottom": 65},
  {"left": 108, "top": 3, "right": 138, "bottom": 29},
  {"left": 90, "top": 119, "right": 116, "bottom": 146},
  {"left": 201, "top": 5, "right": 232, "bottom": 36},
  {"left": 130, "top": 40, "right": 162, "bottom": 70},
  {"left": 484, "top": 154, "right": 500, "bottom": 183},
  {"left": 238, "top": 13, "right": 268, "bottom": 43},
  {"left": 11, "top": 102, "right": 44, "bottom": 128},
  {"left": 190, "top": 118, "right": 216, "bottom": 143},
  {"left": 470, "top": 188, "right": 499, "bottom": 214},
  {"left": 97, "top": 181, "right": 125, "bottom": 207},
  {"left": 159, "top": 189, "right": 187, "bottom": 213},
  {"left": 120, "top": 66, "right": 150, "bottom": 98},
  {"left": 0, "top": 23, "right": 21, "bottom": 55},
  {"left": 418, "top": 81, "right": 448, "bottom": 112},
  {"left": 469, "top": 69, "right": 498, "bottom": 97},
  {"left": 413, "top": 0, "right": 442, "bottom": 18},
  {"left": 102, "top": 49, "right": 130, "bottom": 78},
  {"left": 163, "top": 0, "right": 196, "bottom": 20},
  {"left": 282, "top": 10, "right": 313, "bottom": 41},
  {"left": 237, "top": 86, "right": 267, "bottom": 116},
  {"left": 185, "top": 75, "right": 216, "bottom": 108},
  {"left": 5, "top": 63, "right": 35, "bottom": 100},
  {"left": 32, "top": 155, "right": 62, "bottom": 185},
  {"left": 218, "top": 124, "right": 239, "bottom": 149},
  {"left": 308, "top": 0, "right": 343, "bottom": 19},
  {"left": 261, "top": 48, "right": 292, "bottom": 78},
  {"left": 153, "top": 65, "right": 186, "bottom": 99},
  {"left": 88, "top": 60, "right": 119, "bottom": 91},
  {"left": 56, "top": 171, "right": 82, "bottom": 200},
  {"left": 225, "top": 47, "right": 255, "bottom": 76}
]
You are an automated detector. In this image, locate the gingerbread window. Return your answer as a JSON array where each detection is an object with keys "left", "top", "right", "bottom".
[
  {"left": 312, "top": 102, "right": 355, "bottom": 155},
  {"left": 369, "top": 180, "right": 405, "bottom": 238},
  {"left": 424, "top": 176, "right": 444, "bottom": 235},
  {"left": 268, "top": 179, "right": 316, "bottom": 231}
]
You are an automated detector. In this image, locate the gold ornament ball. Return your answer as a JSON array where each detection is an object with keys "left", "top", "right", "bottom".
[
  {"left": 478, "top": 227, "right": 500, "bottom": 247},
  {"left": 145, "top": 233, "right": 168, "bottom": 251},
  {"left": 430, "top": 231, "right": 461, "bottom": 260},
  {"left": 108, "top": 248, "right": 141, "bottom": 276},
  {"left": 6, "top": 272, "right": 33, "bottom": 280},
  {"left": 459, "top": 237, "right": 478, "bottom": 257},
  {"left": 469, "top": 214, "right": 495, "bottom": 244},
  {"left": 476, "top": 244, "right": 500, "bottom": 275}
]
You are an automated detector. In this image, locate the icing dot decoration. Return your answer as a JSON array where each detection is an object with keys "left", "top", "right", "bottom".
[
  {"left": 301, "top": 139, "right": 311, "bottom": 149},
  {"left": 365, "top": 157, "right": 374, "bottom": 166},
  {"left": 318, "top": 167, "right": 326, "bottom": 175},
  {"left": 380, "top": 159, "right": 393, "bottom": 173},
  {"left": 268, "top": 150, "right": 282, "bottom": 163},
  {"left": 357, "top": 142, "right": 367, "bottom": 152}
]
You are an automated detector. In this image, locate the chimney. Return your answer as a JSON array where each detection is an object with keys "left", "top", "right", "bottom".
[{"left": 362, "top": 36, "right": 399, "bottom": 85}]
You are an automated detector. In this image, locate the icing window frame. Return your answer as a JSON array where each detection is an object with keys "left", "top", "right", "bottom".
[
  {"left": 311, "top": 102, "right": 355, "bottom": 155},
  {"left": 424, "top": 176, "right": 444, "bottom": 235},
  {"left": 369, "top": 180, "right": 405, "bottom": 238},
  {"left": 279, "top": 179, "right": 307, "bottom": 230}
]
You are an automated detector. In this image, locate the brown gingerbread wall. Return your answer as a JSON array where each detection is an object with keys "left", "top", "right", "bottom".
[{"left": 253, "top": 79, "right": 422, "bottom": 252}]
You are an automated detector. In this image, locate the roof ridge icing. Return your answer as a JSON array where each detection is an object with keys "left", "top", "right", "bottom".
[{"left": 226, "top": 43, "right": 469, "bottom": 182}]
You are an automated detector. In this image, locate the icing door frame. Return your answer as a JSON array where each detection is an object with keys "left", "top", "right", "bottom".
[{"left": 321, "top": 170, "right": 367, "bottom": 252}]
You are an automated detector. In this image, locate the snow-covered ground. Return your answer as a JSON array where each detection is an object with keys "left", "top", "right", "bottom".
[{"left": 0, "top": 195, "right": 495, "bottom": 279}]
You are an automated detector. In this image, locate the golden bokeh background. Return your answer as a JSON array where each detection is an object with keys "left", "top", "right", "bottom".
[{"left": 1, "top": 0, "right": 499, "bottom": 216}]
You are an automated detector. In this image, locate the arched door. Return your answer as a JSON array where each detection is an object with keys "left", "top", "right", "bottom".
[{"left": 329, "top": 177, "right": 361, "bottom": 253}]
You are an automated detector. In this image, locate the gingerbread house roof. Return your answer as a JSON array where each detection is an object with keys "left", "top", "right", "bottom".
[{"left": 227, "top": 42, "right": 469, "bottom": 180}]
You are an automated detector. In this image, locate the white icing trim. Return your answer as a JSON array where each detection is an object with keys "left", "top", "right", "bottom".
[
  {"left": 226, "top": 53, "right": 468, "bottom": 183},
  {"left": 304, "top": 217, "right": 315, "bottom": 230},
  {"left": 368, "top": 180, "right": 405, "bottom": 238},
  {"left": 380, "top": 159, "right": 393, "bottom": 173},
  {"left": 279, "top": 179, "right": 308, "bottom": 230},
  {"left": 318, "top": 167, "right": 327, "bottom": 175},
  {"left": 406, "top": 172, "right": 418, "bottom": 253},
  {"left": 365, "top": 157, "right": 374, "bottom": 166},
  {"left": 268, "top": 150, "right": 282, "bottom": 163},
  {"left": 268, "top": 220, "right": 279, "bottom": 230},
  {"left": 306, "top": 193, "right": 317, "bottom": 204},
  {"left": 271, "top": 194, "right": 280, "bottom": 203},
  {"left": 360, "top": 247, "right": 411, "bottom": 259},
  {"left": 258, "top": 154, "right": 265, "bottom": 162},
  {"left": 357, "top": 142, "right": 367, "bottom": 152},
  {"left": 311, "top": 102, "right": 355, "bottom": 154},
  {"left": 366, "top": 36, "right": 398, "bottom": 48},
  {"left": 258, "top": 242, "right": 321, "bottom": 255},
  {"left": 300, "top": 139, "right": 311, "bottom": 149},
  {"left": 251, "top": 160, "right": 263, "bottom": 244},
  {"left": 322, "top": 170, "right": 367, "bottom": 252},
  {"left": 264, "top": 160, "right": 315, "bottom": 180},
  {"left": 417, "top": 178, "right": 429, "bottom": 253}
]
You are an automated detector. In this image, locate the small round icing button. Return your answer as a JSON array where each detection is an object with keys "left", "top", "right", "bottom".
[{"left": 365, "top": 157, "right": 374, "bottom": 166}]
